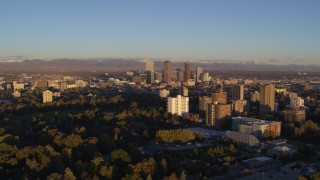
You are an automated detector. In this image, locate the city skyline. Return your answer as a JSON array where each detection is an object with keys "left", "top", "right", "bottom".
[{"left": 1, "top": 0, "right": 320, "bottom": 65}]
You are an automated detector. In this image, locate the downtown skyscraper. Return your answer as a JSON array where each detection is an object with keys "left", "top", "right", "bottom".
[
  {"left": 184, "top": 62, "right": 191, "bottom": 81},
  {"left": 163, "top": 61, "right": 172, "bottom": 83}
]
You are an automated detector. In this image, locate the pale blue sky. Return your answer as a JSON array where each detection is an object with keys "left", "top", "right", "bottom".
[{"left": 0, "top": 0, "right": 319, "bottom": 64}]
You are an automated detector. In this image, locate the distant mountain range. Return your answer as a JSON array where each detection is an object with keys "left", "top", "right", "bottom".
[{"left": 0, "top": 59, "right": 319, "bottom": 72}]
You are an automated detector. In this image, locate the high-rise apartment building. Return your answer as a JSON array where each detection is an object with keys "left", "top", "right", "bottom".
[
  {"left": 232, "top": 84, "right": 244, "bottom": 100},
  {"left": 163, "top": 61, "right": 172, "bottom": 83},
  {"left": 206, "top": 103, "right": 231, "bottom": 128},
  {"left": 212, "top": 85, "right": 227, "bottom": 104},
  {"left": 259, "top": 84, "right": 275, "bottom": 117},
  {"left": 199, "top": 96, "right": 212, "bottom": 117},
  {"left": 196, "top": 67, "right": 203, "bottom": 83},
  {"left": 167, "top": 95, "right": 189, "bottom": 116},
  {"left": 184, "top": 62, "right": 191, "bottom": 81},
  {"left": 146, "top": 70, "right": 154, "bottom": 84},
  {"left": 43, "top": 90, "right": 53, "bottom": 103}
]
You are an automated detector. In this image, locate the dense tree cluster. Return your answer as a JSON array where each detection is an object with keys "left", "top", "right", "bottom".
[
  {"left": 282, "top": 120, "right": 320, "bottom": 143},
  {"left": 156, "top": 129, "right": 197, "bottom": 143}
]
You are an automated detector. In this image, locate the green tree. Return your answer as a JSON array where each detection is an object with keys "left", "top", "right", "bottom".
[{"left": 111, "top": 149, "right": 131, "bottom": 163}]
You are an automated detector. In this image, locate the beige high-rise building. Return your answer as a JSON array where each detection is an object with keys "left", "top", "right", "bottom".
[
  {"left": 145, "top": 60, "right": 154, "bottom": 71},
  {"left": 196, "top": 67, "right": 203, "bottom": 83},
  {"left": 232, "top": 84, "right": 244, "bottom": 100},
  {"left": 184, "top": 62, "right": 191, "bottom": 81},
  {"left": 259, "top": 84, "right": 275, "bottom": 117},
  {"left": 163, "top": 61, "right": 172, "bottom": 83},
  {"left": 43, "top": 90, "right": 53, "bottom": 103},
  {"left": 199, "top": 96, "right": 212, "bottom": 117}
]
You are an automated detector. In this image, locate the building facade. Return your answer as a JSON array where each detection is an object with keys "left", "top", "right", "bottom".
[
  {"left": 163, "top": 61, "right": 172, "bottom": 83},
  {"left": 232, "top": 117, "right": 281, "bottom": 139},
  {"left": 184, "top": 62, "right": 191, "bottom": 81},
  {"left": 167, "top": 95, "right": 189, "bottom": 116},
  {"left": 206, "top": 103, "right": 231, "bottom": 128},
  {"left": 232, "top": 84, "right": 244, "bottom": 100},
  {"left": 196, "top": 67, "right": 203, "bottom": 83},
  {"left": 43, "top": 90, "right": 53, "bottom": 103},
  {"left": 259, "top": 84, "right": 275, "bottom": 117}
]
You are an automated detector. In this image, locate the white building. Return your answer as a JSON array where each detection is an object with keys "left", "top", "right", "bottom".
[
  {"left": 43, "top": 90, "right": 53, "bottom": 103},
  {"left": 167, "top": 95, "right": 189, "bottom": 116}
]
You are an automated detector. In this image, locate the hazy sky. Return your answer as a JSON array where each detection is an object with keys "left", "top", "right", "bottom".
[{"left": 0, "top": 0, "right": 319, "bottom": 64}]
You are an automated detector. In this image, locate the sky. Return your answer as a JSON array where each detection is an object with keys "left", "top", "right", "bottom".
[{"left": 0, "top": 0, "right": 319, "bottom": 65}]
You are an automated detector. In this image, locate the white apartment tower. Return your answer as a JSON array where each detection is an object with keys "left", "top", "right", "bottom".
[{"left": 167, "top": 95, "right": 189, "bottom": 116}]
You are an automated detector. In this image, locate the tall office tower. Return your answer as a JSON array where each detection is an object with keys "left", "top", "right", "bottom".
[
  {"left": 145, "top": 60, "right": 154, "bottom": 71},
  {"left": 176, "top": 68, "right": 184, "bottom": 82},
  {"left": 232, "top": 84, "right": 244, "bottom": 100},
  {"left": 259, "top": 84, "right": 275, "bottom": 117},
  {"left": 212, "top": 85, "right": 227, "bottom": 104},
  {"left": 155, "top": 72, "right": 163, "bottom": 82},
  {"left": 145, "top": 60, "right": 154, "bottom": 84},
  {"left": 206, "top": 103, "right": 231, "bottom": 128},
  {"left": 184, "top": 62, "right": 191, "bottom": 81},
  {"left": 43, "top": 90, "right": 53, "bottom": 103},
  {"left": 167, "top": 95, "right": 189, "bottom": 116},
  {"left": 163, "top": 61, "right": 172, "bottom": 83},
  {"left": 146, "top": 70, "right": 154, "bottom": 84},
  {"left": 196, "top": 67, "right": 203, "bottom": 83}
]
